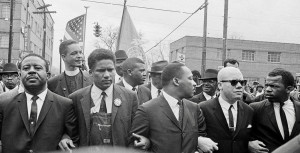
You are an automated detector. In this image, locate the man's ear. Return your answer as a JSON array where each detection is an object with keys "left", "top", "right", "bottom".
[
  {"left": 127, "top": 69, "right": 132, "bottom": 76},
  {"left": 218, "top": 82, "right": 222, "bottom": 91},
  {"left": 286, "top": 85, "right": 294, "bottom": 94},
  {"left": 61, "top": 54, "right": 66, "bottom": 60},
  {"left": 173, "top": 77, "right": 180, "bottom": 86}
]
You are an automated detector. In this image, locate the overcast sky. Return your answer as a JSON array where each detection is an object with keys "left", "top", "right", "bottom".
[{"left": 44, "top": 0, "right": 300, "bottom": 69}]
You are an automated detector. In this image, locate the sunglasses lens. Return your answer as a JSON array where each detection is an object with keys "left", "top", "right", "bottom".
[
  {"left": 230, "top": 80, "right": 247, "bottom": 86},
  {"left": 230, "top": 80, "right": 238, "bottom": 86}
]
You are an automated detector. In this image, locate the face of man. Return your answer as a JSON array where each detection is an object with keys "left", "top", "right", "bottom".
[
  {"left": 115, "top": 59, "right": 126, "bottom": 76},
  {"left": 20, "top": 56, "right": 48, "bottom": 94},
  {"left": 130, "top": 63, "right": 146, "bottom": 86},
  {"left": 2, "top": 73, "right": 19, "bottom": 89},
  {"left": 265, "top": 76, "right": 290, "bottom": 103},
  {"left": 202, "top": 79, "right": 218, "bottom": 96},
  {"left": 62, "top": 43, "right": 83, "bottom": 68},
  {"left": 226, "top": 63, "right": 239, "bottom": 68},
  {"left": 178, "top": 66, "right": 196, "bottom": 99},
  {"left": 151, "top": 73, "right": 163, "bottom": 89},
  {"left": 91, "top": 59, "right": 115, "bottom": 91},
  {"left": 218, "top": 68, "right": 244, "bottom": 103}
]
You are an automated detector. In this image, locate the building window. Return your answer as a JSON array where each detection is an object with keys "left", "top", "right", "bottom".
[
  {"left": 242, "top": 50, "right": 255, "bottom": 61},
  {"left": 226, "top": 49, "right": 231, "bottom": 58},
  {"left": 1, "top": 4, "right": 10, "bottom": 19},
  {"left": 268, "top": 52, "right": 281, "bottom": 63},
  {"left": 0, "top": 33, "right": 9, "bottom": 48}
]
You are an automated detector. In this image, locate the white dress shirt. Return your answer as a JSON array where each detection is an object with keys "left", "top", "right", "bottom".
[
  {"left": 123, "top": 79, "right": 138, "bottom": 92},
  {"left": 163, "top": 91, "right": 180, "bottom": 120},
  {"left": 203, "top": 92, "right": 216, "bottom": 100},
  {"left": 273, "top": 99, "right": 295, "bottom": 139},
  {"left": 150, "top": 82, "right": 161, "bottom": 98},
  {"left": 26, "top": 89, "right": 48, "bottom": 119},
  {"left": 90, "top": 84, "right": 113, "bottom": 113},
  {"left": 219, "top": 96, "right": 238, "bottom": 130}
]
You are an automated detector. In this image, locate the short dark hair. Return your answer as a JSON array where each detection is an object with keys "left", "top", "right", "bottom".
[
  {"left": 268, "top": 68, "right": 295, "bottom": 88},
  {"left": 122, "top": 57, "right": 145, "bottom": 72},
  {"left": 88, "top": 48, "right": 116, "bottom": 70},
  {"left": 161, "top": 63, "right": 185, "bottom": 87},
  {"left": 59, "top": 40, "right": 78, "bottom": 55},
  {"left": 19, "top": 53, "right": 49, "bottom": 72},
  {"left": 192, "top": 70, "right": 201, "bottom": 78},
  {"left": 223, "top": 58, "right": 239, "bottom": 67}
]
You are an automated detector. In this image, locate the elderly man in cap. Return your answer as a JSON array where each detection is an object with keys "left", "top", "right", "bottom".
[
  {"left": 190, "top": 69, "right": 218, "bottom": 103},
  {"left": 0, "top": 63, "right": 20, "bottom": 93},
  {"left": 114, "top": 50, "right": 128, "bottom": 83},
  {"left": 143, "top": 60, "right": 168, "bottom": 99}
]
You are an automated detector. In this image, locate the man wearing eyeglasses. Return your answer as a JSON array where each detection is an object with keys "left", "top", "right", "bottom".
[
  {"left": 190, "top": 69, "right": 218, "bottom": 103},
  {"left": 0, "top": 63, "right": 20, "bottom": 93},
  {"left": 248, "top": 68, "right": 300, "bottom": 153},
  {"left": 199, "top": 67, "right": 254, "bottom": 153}
]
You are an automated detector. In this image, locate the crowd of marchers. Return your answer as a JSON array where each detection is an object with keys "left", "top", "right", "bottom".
[{"left": 0, "top": 39, "right": 299, "bottom": 153}]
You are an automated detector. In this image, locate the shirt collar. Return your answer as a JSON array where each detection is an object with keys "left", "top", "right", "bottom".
[
  {"left": 65, "top": 68, "right": 80, "bottom": 76},
  {"left": 218, "top": 96, "right": 238, "bottom": 110},
  {"left": 273, "top": 98, "right": 293, "bottom": 107},
  {"left": 25, "top": 89, "right": 48, "bottom": 102},
  {"left": 162, "top": 90, "right": 179, "bottom": 108},
  {"left": 203, "top": 92, "right": 215, "bottom": 99},
  {"left": 91, "top": 84, "right": 113, "bottom": 98},
  {"left": 123, "top": 79, "right": 138, "bottom": 91}
]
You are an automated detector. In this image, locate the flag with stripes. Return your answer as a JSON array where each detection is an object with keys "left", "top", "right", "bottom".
[{"left": 64, "top": 14, "right": 85, "bottom": 46}]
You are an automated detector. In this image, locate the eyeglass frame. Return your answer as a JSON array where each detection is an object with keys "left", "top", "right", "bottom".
[
  {"left": 2, "top": 73, "right": 19, "bottom": 79},
  {"left": 220, "top": 79, "right": 247, "bottom": 86}
]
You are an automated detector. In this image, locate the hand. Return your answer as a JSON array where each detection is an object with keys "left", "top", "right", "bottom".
[
  {"left": 197, "top": 136, "right": 218, "bottom": 153},
  {"left": 132, "top": 133, "right": 150, "bottom": 150},
  {"left": 248, "top": 140, "right": 269, "bottom": 153},
  {"left": 59, "top": 138, "right": 75, "bottom": 152}
]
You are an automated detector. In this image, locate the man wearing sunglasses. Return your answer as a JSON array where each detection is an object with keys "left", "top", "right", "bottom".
[
  {"left": 199, "top": 67, "right": 254, "bottom": 153},
  {"left": 249, "top": 68, "right": 300, "bottom": 153},
  {"left": 190, "top": 69, "right": 218, "bottom": 103}
]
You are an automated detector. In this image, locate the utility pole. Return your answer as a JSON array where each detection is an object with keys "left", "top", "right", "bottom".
[
  {"left": 33, "top": 4, "right": 56, "bottom": 58},
  {"left": 8, "top": 0, "right": 14, "bottom": 63},
  {"left": 201, "top": 0, "right": 208, "bottom": 76},
  {"left": 83, "top": 6, "right": 89, "bottom": 54},
  {"left": 59, "top": 39, "right": 63, "bottom": 74},
  {"left": 222, "top": 0, "right": 229, "bottom": 64}
]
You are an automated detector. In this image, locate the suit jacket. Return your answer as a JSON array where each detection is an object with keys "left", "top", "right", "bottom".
[
  {"left": 199, "top": 98, "right": 253, "bottom": 153},
  {"left": 249, "top": 99, "right": 300, "bottom": 152},
  {"left": 190, "top": 92, "right": 207, "bottom": 104},
  {"left": 48, "top": 70, "right": 92, "bottom": 97},
  {"left": 0, "top": 90, "right": 78, "bottom": 153},
  {"left": 130, "top": 95, "right": 206, "bottom": 153},
  {"left": 117, "top": 80, "right": 151, "bottom": 105},
  {"left": 68, "top": 84, "right": 138, "bottom": 147}
]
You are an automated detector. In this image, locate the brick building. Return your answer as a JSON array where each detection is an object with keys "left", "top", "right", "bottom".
[
  {"left": 170, "top": 36, "right": 300, "bottom": 84},
  {"left": 0, "top": 0, "right": 54, "bottom": 64}
]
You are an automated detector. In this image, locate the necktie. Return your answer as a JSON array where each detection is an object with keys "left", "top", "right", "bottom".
[
  {"left": 178, "top": 100, "right": 183, "bottom": 128},
  {"left": 157, "top": 89, "right": 161, "bottom": 97},
  {"left": 228, "top": 105, "right": 234, "bottom": 132},
  {"left": 280, "top": 102, "right": 289, "bottom": 141},
  {"left": 29, "top": 95, "right": 39, "bottom": 136},
  {"left": 132, "top": 87, "right": 136, "bottom": 91},
  {"left": 99, "top": 92, "right": 107, "bottom": 113}
]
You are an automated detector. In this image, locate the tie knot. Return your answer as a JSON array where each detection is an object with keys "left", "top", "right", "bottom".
[
  {"left": 101, "top": 92, "right": 106, "bottom": 97},
  {"left": 32, "top": 95, "right": 39, "bottom": 101},
  {"left": 229, "top": 105, "right": 234, "bottom": 110},
  {"left": 132, "top": 87, "right": 136, "bottom": 91},
  {"left": 280, "top": 102, "right": 285, "bottom": 107},
  {"left": 177, "top": 100, "right": 183, "bottom": 106}
]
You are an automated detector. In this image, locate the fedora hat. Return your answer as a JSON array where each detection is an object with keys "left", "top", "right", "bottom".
[
  {"left": 149, "top": 60, "right": 168, "bottom": 73},
  {"left": 200, "top": 69, "right": 218, "bottom": 80},
  {"left": 115, "top": 50, "right": 128, "bottom": 60},
  {"left": 0, "top": 63, "right": 18, "bottom": 74}
]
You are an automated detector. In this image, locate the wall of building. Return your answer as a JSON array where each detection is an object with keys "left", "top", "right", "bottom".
[{"left": 170, "top": 36, "right": 300, "bottom": 84}]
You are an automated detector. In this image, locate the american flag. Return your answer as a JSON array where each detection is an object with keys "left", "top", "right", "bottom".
[{"left": 64, "top": 14, "right": 85, "bottom": 42}]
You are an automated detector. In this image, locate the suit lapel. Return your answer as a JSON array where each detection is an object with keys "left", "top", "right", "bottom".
[
  {"left": 17, "top": 93, "right": 30, "bottom": 134},
  {"left": 60, "top": 73, "right": 69, "bottom": 97},
  {"left": 213, "top": 99, "right": 231, "bottom": 133},
  {"left": 112, "top": 85, "right": 125, "bottom": 125},
  {"left": 290, "top": 99, "right": 300, "bottom": 137},
  {"left": 82, "top": 70, "right": 91, "bottom": 87},
  {"left": 80, "top": 87, "right": 92, "bottom": 134},
  {"left": 233, "top": 101, "right": 245, "bottom": 138},
  {"left": 182, "top": 99, "right": 192, "bottom": 130},
  {"left": 137, "top": 87, "right": 143, "bottom": 105},
  {"left": 265, "top": 100, "right": 282, "bottom": 139},
  {"left": 34, "top": 90, "right": 53, "bottom": 134},
  {"left": 160, "top": 96, "right": 181, "bottom": 129}
]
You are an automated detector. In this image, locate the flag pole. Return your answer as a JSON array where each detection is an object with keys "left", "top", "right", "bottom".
[
  {"left": 116, "top": 0, "right": 127, "bottom": 51},
  {"left": 83, "top": 6, "right": 89, "bottom": 54}
]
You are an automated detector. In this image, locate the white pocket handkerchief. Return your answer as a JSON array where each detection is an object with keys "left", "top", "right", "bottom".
[{"left": 247, "top": 124, "right": 252, "bottom": 128}]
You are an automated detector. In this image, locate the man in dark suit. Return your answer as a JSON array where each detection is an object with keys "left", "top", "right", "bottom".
[
  {"left": 68, "top": 49, "right": 145, "bottom": 148},
  {"left": 0, "top": 54, "right": 78, "bottom": 153},
  {"left": 130, "top": 62, "right": 218, "bottom": 153},
  {"left": 116, "top": 57, "right": 151, "bottom": 105},
  {"left": 48, "top": 40, "right": 92, "bottom": 97},
  {"left": 249, "top": 68, "right": 300, "bottom": 153},
  {"left": 190, "top": 69, "right": 218, "bottom": 104},
  {"left": 143, "top": 60, "right": 168, "bottom": 99},
  {"left": 0, "top": 63, "right": 20, "bottom": 94},
  {"left": 199, "top": 67, "right": 253, "bottom": 153}
]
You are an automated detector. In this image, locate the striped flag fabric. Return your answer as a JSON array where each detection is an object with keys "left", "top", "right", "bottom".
[{"left": 64, "top": 14, "right": 85, "bottom": 46}]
